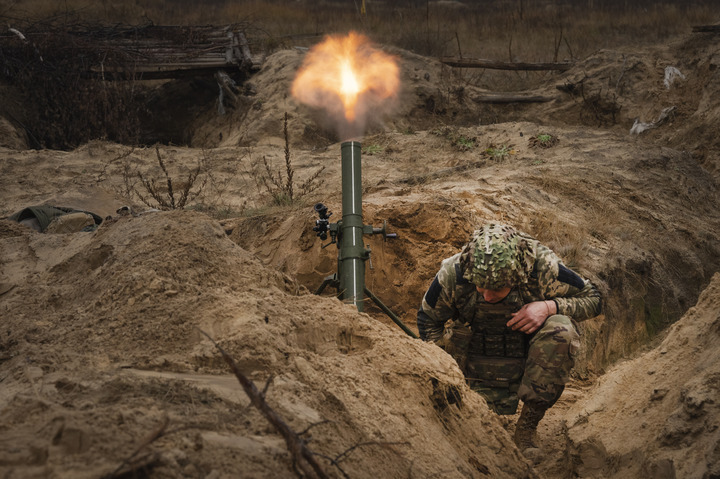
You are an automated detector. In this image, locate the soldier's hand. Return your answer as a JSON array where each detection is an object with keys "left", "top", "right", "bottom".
[{"left": 507, "top": 301, "right": 556, "bottom": 334}]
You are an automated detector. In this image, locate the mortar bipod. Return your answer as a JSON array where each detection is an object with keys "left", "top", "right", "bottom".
[{"left": 312, "top": 202, "right": 418, "bottom": 339}]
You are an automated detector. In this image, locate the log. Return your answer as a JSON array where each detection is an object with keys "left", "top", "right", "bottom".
[
  {"left": 473, "top": 94, "right": 555, "bottom": 103},
  {"left": 440, "top": 57, "right": 573, "bottom": 71},
  {"left": 692, "top": 25, "right": 720, "bottom": 33}
]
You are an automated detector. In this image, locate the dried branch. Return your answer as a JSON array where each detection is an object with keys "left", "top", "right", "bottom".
[
  {"left": 283, "top": 112, "right": 294, "bottom": 201},
  {"left": 564, "top": 37, "right": 575, "bottom": 61},
  {"left": 156, "top": 146, "right": 175, "bottom": 209},
  {"left": 256, "top": 112, "right": 324, "bottom": 206},
  {"left": 119, "top": 160, "right": 136, "bottom": 199},
  {"left": 297, "top": 165, "right": 326, "bottom": 198},
  {"left": 131, "top": 147, "right": 206, "bottom": 210},
  {"left": 261, "top": 374, "right": 274, "bottom": 398},
  {"left": 615, "top": 54, "right": 628, "bottom": 92},
  {"left": 103, "top": 415, "right": 169, "bottom": 479},
  {"left": 553, "top": 26, "right": 563, "bottom": 63},
  {"left": 197, "top": 329, "right": 329, "bottom": 479},
  {"left": 298, "top": 420, "right": 332, "bottom": 437},
  {"left": 261, "top": 155, "right": 283, "bottom": 190},
  {"left": 176, "top": 162, "right": 208, "bottom": 209},
  {"left": 136, "top": 173, "right": 172, "bottom": 210},
  {"left": 314, "top": 441, "right": 411, "bottom": 479},
  {"left": 578, "top": 82, "right": 621, "bottom": 127}
]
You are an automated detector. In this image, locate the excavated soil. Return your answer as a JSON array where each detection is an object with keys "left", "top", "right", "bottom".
[{"left": 1, "top": 28, "right": 719, "bottom": 479}]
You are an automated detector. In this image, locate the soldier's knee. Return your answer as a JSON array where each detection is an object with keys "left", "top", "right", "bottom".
[
  {"left": 530, "top": 315, "right": 579, "bottom": 356},
  {"left": 543, "top": 314, "right": 579, "bottom": 342}
]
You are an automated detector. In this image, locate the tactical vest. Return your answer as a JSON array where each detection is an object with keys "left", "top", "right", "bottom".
[{"left": 443, "top": 265, "right": 528, "bottom": 414}]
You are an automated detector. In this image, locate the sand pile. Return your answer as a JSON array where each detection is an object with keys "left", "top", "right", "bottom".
[
  {"left": 565, "top": 273, "right": 720, "bottom": 479},
  {"left": 0, "top": 211, "right": 535, "bottom": 478}
]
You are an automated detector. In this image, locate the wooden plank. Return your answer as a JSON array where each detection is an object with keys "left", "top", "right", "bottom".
[
  {"left": 92, "top": 67, "right": 239, "bottom": 80},
  {"left": 91, "top": 59, "right": 262, "bottom": 79},
  {"left": 236, "top": 32, "right": 253, "bottom": 68},
  {"left": 96, "top": 61, "right": 237, "bottom": 71},
  {"left": 1, "top": 24, "right": 264, "bottom": 80},
  {"left": 440, "top": 57, "right": 573, "bottom": 71}
]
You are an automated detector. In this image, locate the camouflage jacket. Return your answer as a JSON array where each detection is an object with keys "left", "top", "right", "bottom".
[{"left": 417, "top": 240, "right": 602, "bottom": 341}]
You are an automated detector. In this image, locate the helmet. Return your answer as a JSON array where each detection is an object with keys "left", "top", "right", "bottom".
[{"left": 460, "top": 223, "right": 535, "bottom": 290}]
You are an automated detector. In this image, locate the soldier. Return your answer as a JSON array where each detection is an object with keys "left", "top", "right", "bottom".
[{"left": 417, "top": 223, "right": 601, "bottom": 453}]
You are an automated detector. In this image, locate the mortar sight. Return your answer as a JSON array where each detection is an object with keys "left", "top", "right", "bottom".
[
  {"left": 314, "top": 203, "right": 330, "bottom": 219},
  {"left": 312, "top": 203, "right": 333, "bottom": 241}
]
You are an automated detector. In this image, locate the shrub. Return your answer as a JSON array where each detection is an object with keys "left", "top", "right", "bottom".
[{"left": 257, "top": 113, "right": 324, "bottom": 206}]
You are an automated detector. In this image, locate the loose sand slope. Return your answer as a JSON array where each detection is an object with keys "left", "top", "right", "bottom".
[
  {"left": 566, "top": 273, "right": 720, "bottom": 479},
  {"left": 0, "top": 211, "right": 535, "bottom": 478}
]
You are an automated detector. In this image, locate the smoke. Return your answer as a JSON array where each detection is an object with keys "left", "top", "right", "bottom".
[{"left": 291, "top": 32, "right": 400, "bottom": 140}]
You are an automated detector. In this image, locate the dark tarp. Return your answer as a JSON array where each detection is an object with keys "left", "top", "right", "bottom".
[{"left": 8, "top": 205, "right": 103, "bottom": 232}]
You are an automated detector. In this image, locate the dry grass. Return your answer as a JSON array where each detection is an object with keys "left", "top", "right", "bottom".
[
  {"left": 517, "top": 206, "right": 591, "bottom": 273},
  {"left": 3, "top": 0, "right": 715, "bottom": 63}
]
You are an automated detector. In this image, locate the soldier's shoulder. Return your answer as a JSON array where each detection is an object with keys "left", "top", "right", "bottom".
[
  {"left": 532, "top": 243, "right": 560, "bottom": 278},
  {"left": 440, "top": 252, "right": 462, "bottom": 268},
  {"left": 438, "top": 252, "right": 462, "bottom": 287}
]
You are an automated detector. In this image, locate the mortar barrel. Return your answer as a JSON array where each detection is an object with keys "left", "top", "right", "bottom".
[{"left": 339, "top": 141, "right": 366, "bottom": 311}]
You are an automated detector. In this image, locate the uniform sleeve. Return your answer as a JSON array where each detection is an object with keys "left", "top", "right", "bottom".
[
  {"left": 534, "top": 247, "right": 601, "bottom": 321},
  {"left": 552, "top": 275, "right": 602, "bottom": 321},
  {"left": 417, "top": 256, "right": 459, "bottom": 341}
]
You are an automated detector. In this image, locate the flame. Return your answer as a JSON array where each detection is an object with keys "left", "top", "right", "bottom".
[
  {"left": 340, "top": 60, "right": 360, "bottom": 116},
  {"left": 291, "top": 32, "right": 400, "bottom": 134}
]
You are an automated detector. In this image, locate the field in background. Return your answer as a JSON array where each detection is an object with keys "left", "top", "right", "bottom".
[
  {"left": 3, "top": 0, "right": 716, "bottom": 63},
  {"left": 0, "top": 0, "right": 716, "bottom": 148}
]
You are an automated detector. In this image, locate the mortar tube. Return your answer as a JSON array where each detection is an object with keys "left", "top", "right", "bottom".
[{"left": 339, "top": 141, "right": 366, "bottom": 311}]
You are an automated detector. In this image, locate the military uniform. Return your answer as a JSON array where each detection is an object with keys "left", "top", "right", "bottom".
[{"left": 418, "top": 224, "right": 601, "bottom": 414}]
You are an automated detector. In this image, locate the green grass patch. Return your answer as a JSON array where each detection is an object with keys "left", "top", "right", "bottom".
[{"left": 484, "top": 144, "right": 512, "bottom": 161}]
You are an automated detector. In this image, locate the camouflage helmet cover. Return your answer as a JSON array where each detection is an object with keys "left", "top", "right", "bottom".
[{"left": 461, "top": 223, "right": 536, "bottom": 290}]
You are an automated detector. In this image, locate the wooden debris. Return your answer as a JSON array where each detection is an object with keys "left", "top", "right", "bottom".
[
  {"left": 440, "top": 57, "right": 573, "bottom": 71},
  {"left": 692, "top": 25, "right": 720, "bottom": 33},
  {"left": 473, "top": 94, "right": 555, "bottom": 103},
  {"left": 88, "top": 26, "right": 264, "bottom": 79},
  {"left": 103, "top": 415, "right": 169, "bottom": 479},
  {"left": 0, "top": 24, "right": 264, "bottom": 80}
]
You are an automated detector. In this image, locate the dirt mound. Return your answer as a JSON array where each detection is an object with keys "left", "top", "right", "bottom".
[
  {"left": 187, "top": 31, "right": 720, "bottom": 179},
  {"left": 533, "top": 33, "right": 720, "bottom": 178},
  {"left": 186, "top": 43, "right": 574, "bottom": 149},
  {"left": 188, "top": 46, "right": 478, "bottom": 149},
  {"left": 0, "top": 211, "right": 536, "bottom": 478},
  {"left": 223, "top": 118, "right": 720, "bottom": 376},
  {"left": 0, "top": 116, "right": 28, "bottom": 150},
  {"left": 564, "top": 273, "right": 720, "bottom": 479},
  {"left": 228, "top": 196, "right": 477, "bottom": 326}
]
